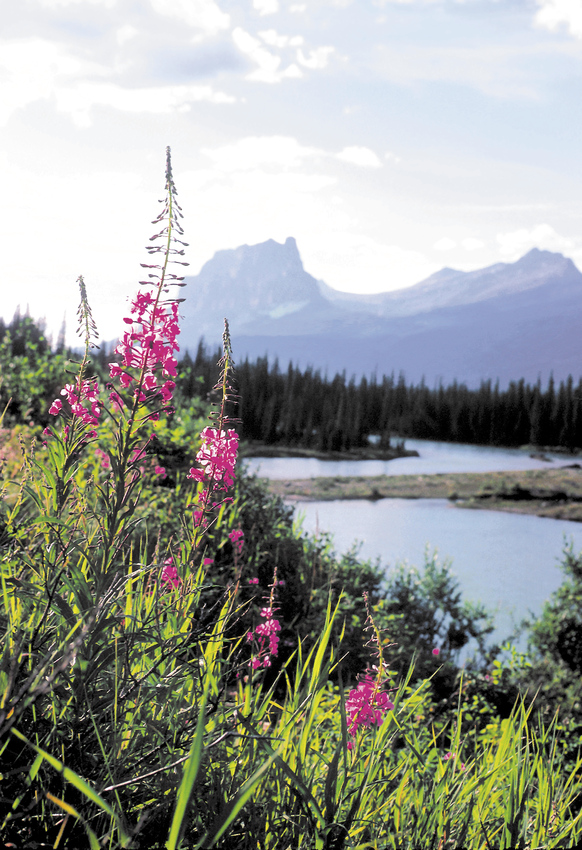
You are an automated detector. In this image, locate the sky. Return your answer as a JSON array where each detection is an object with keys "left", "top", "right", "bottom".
[{"left": 2, "top": 0, "right": 582, "bottom": 343}]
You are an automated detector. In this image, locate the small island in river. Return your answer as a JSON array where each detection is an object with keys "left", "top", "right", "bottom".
[{"left": 264, "top": 466, "right": 582, "bottom": 522}]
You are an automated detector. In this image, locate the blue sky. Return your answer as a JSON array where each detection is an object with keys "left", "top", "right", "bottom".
[{"left": 2, "top": 0, "right": 582, "bottom": 342}]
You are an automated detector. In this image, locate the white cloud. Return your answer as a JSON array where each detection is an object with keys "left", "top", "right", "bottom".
[
  {"left": 374, "top": 42, "right": 552, "bottom": 100},
  {"left": 259, "top": 30, "right": 304, "bottom": 48},
  {"left": 56, "top": 81, "right": 235, "bottom": 126},
  {"left": 534, "top": 0, "right": 582, "bottom": 39},
  {"left": 307, "top": 234, "right": 438, "bottom": 293},
  {"left": 289, "top": 3, "right": 306, "bottom": 10},
  {"left": 37, "top": 0, "right": 116, "bottom": 6},
  {"left": 116, "top": 25, "right": 138, "bottom": 46},
  {"left": 149, "top": 0, "right": 230, "bottom": 34},
  {"left": 461, "top": 237, "right": 485, "bottom": 251},
  {"left": 202, "top": 136, "right": 389, "bottom": 176},
  {"left": 434, "top": 237, "right": 457, "bottom": 251},
  {"left": 337, "top": 146, "right": 382, "bottom": 168},
  {"left": 201, "top": 135, "right": 324, "bottom": 171},
  {"left": 232, "top": 27, "right": 303, "bottom": 82},
  {"left": 496, "top": 223, "right": 581, "bottom": 259},
  {"left": 297, "top": 45, "right": 334, "bottom": 69},
  {"left": 0, "top": 36, "right": 235, "bottom": 128},
  {"left": 253, "top": 0, "right": 280, "bottom": 14},
  {"left": 0, "top": 38, "right": 110, "bottom": 126}
]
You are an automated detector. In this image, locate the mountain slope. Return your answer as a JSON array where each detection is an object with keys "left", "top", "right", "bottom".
[{"left": 179, "top": 239, "right": 582, "bottom": 386}]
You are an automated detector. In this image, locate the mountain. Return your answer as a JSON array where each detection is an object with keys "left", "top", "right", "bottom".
[{"left": 178, "top": 239, "right": 582, "bottom": 386}]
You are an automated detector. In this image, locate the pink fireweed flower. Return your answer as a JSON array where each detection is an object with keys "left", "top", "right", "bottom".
[
  {"left": 229, "top": 528, "right": 244, "bottom": 555},
  {"left": 432, "top": 647, "right": 440, "bottom": 656},
  {"left": 49, "top": 378, "right": 102, "bottom": 427},
  {"left": 95, "top": 448, "right": 111, "bottom": 470},
  {"left": 154, "top": 465, "right": 166, "bottom": 478},
  {"left": 248, "top": 603, "right": 281, "bottom": 670},
  {"left": 110, "top": 290, "right": 180, "bottom": 406},
  {"left": 345, "top": 674, "right": 394, "bottom": 743},
  {"left": 188, "top": 428, "right": 239, "bottom": 488},
  {"left": 188, "top": 427, "right": 239, "bottom": 532},
  {"left": 161, "top": 557, "right": 181, "bottom": 589}
]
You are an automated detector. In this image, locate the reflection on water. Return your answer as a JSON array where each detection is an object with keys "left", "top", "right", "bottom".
[
  {"left": 244, "top": 438, "right": 577, "bottom": 480},
  {"left": 294, "top": 497, "right": 582, "bottom": 649}
]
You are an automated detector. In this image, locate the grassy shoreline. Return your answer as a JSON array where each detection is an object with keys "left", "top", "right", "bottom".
[{"left": 264, "top": 465, "right": 582, "bottom": 521}]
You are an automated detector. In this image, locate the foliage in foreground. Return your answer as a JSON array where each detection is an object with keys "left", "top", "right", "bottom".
[{"left": 1, "top": 150, "right": 581, "bottom": 849}]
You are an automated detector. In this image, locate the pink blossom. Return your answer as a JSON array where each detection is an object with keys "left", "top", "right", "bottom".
[
  {"left": 432, "top": 647, "right": 440, "bottom": 656},
  {"left": 229, "top": 528, "right": 244, "bottom": 555},
  {"left": 248, "top": 603, "right": 281, "bottom": 671},
  {"left": 95, "top": 448, "right": 110, "bottom": 470},
  {"left": 188, "top": 428, "right": 239, "bottom": 532},
  {"left": 49, "top": 378, "right": 102, "bottom": 427},
  {"left": 345, "top": 675, "right": 394, "bottom": 742},
  {"left": 110, "top": 291, "right": 180, "bottom": 407},
  {"left": 154, "top": 465, "right": 166, "bottom": 478},
  {"left": 188, "top": 428, "right": 239, "bottom": 489},
  {"left": 248, "top": 577, "right": 259, "bottom": 585},
  {"left": 161, "top": 557, "right": 181, "bottom": 589}
]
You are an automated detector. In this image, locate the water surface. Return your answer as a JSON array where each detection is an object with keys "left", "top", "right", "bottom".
[
  {"left": 244, "top": 438, "right": 576, "bottom": 480},
  {"left": 294, "top": 497, "right": 582, "bottom": 646}
]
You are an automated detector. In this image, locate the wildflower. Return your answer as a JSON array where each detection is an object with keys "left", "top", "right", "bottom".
[
  {"left": 154, "top": 465, "right": 166, "bottom": 478},
  {"left": 346, "top": 674, "right": 394, "bottom": 743},
  {"left": 229, "top": 528, "right": 244, "bottom": 555},
  {"left": 248, "top": 577, "right": 259, "bottom": 585},
  {"left": 49, "top": 378, "right": 102, "bottom": 427},
  {"left": 111, "top": 293, "right": 180, "bottom": 406},
  {"left": 188, "top": 427, "right": 239, "bottom": 532},
  {"left": 161, "top": 557, "right": 181, "bottom": 589},
  {"left": 188, "top": 428, "right": 239, "bottom": 489},
  {"left": 432, "top": 647, "right": 440, "bottom": 656},
  {"left": 247, "top": 589, "right": 282, "bottom": 670},
  {"left": 95, "top": 448, "right": 110, "bottom": 470}
]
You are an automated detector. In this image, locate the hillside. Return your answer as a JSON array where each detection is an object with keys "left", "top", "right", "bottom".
[{"left": 179, "top": 239, "right": 582, "bottom": 385}]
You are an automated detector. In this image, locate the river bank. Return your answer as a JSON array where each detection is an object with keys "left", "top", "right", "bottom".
[{"left": 264, "top": 465, "right": 582, "bottom": 521}]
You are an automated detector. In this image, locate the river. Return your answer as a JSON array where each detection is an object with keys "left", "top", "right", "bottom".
[{"left": 244, "top": 439, "right": 582, "bottom": 648}]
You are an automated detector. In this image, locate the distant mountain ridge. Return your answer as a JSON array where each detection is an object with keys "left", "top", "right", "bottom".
[{"left": 179, "top": 238, "right": 582, "bottom": 386}]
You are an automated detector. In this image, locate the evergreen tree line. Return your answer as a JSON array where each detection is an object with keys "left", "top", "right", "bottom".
[{"left": 180, "top": 342, "right": 582, "bottom": 451}]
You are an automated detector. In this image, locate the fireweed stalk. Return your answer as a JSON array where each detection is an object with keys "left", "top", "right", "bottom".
[
  {"left": 186, "top": 319, "right": 240, "bottom": 549},
  {"left": 42, "top": 276, "right": 102, "bottom": 514},
  {"left": 47, "top": 147, "right": 188, "bottom": 577},
  {"left": 245, "top": 568, "right": 282, "bottom": 670},
  {"left": 345, "top": 593, "right": 394, "bottom": 749}
]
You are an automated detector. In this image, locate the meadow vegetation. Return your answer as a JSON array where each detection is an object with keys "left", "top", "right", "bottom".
[{"left": 1, "top": 151, "right": 582, "bottom": 848}]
